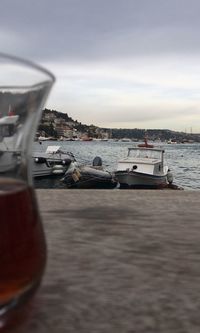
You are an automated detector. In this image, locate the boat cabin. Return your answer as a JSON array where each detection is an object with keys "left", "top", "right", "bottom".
[
  {"left": 0, "top": 115, "right": 19, "bottom": 140},
  {"left": 117, "top": 147, "right": 166, "bottom": 175}
]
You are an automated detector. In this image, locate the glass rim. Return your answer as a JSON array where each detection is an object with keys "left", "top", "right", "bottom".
[{"left": 0, "top": 52, "right": 56, "bottom": 85}]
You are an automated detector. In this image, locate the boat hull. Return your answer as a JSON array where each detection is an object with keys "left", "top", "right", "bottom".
[
  {"left": 115, "top": 170, "right": 168, "bottom": 189},
  {"left": 32, "top": 147, "right": 75, "bottom": 178},
  {"left": 63, "top": 166, "right": 117, "bottom": 189},
  {"left": 32, "top": 162, "right": 67, "bottom": 178}
]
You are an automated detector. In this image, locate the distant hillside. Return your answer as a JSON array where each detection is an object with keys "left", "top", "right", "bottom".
[
  {"left": 39, "top": 108, "right": 200, "bottom": 142},
  {"left": 42, "top": 108, "right": 74, "bottom": 122},
  {"left": 108, "top": 128, "right": 200, "bottom": 142}
]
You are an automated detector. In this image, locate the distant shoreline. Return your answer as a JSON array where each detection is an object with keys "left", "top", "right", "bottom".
[{"left": 37, "top": 108, "right": 200, "bottom": 143}]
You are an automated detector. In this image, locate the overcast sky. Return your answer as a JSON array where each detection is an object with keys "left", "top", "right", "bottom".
[{"left": 1, "top": 0, "right": 200, "bottom": 132}]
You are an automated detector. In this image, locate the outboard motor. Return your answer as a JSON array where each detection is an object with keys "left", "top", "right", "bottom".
[{"left": 92, "top": 156, "right": 103, "bottom": 167}]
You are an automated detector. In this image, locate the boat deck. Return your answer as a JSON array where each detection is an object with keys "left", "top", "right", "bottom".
[{"left": 118, "top": 157, "right": 160, "bottom": 164}]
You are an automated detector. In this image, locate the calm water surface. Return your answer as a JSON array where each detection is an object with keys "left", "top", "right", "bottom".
[{"left": 33, "top": 141, "right": 200, "bottom": 190}]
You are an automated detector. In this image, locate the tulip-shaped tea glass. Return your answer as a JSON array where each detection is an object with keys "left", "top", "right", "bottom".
[{"left": 0, "top": 54, "right": 55, "bottom": 329}]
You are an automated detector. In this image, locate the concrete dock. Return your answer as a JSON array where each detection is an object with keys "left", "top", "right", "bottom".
[{"left": 13, "top": 189, "right": 200, "bottom": 333}]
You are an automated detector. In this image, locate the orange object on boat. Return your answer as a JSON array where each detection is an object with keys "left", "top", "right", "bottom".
[{"left": 138, "top": 137, "right": 154, "bottom": 148}]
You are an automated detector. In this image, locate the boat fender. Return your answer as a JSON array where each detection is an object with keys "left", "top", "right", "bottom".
[
  {"left": 52, "top": 165, "right": 65, "bottom": 175},
  {"left": 92, "top": 156, "right": 102, "bottom": 167},
  {"left": 167, "top": 170, "right": 173, "bottom": 184},
  {"left": 52, "top": 169, "right": 65, "bottom": 175},
  {"left": 132, "top": 165, "right": 138, "bottom": 170},
  {"left": 72, "top": 169, "right": 81, "bottom": 182},
  {"left": 52, "top": 165, "right": 64, "bottom": 170}
]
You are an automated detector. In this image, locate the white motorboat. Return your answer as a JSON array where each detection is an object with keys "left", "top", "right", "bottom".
[
  {"left": 115, "top": 140, "right": 173, "bottom": 189},
  {"left": 0, "top": 116, "right": 75, "bottom": 177},
  {"left": 0, "top": 115, "right": 20, "bottom": 173},
  {"left": 32, "top": 146, "right": 75, "bottom": 178}
]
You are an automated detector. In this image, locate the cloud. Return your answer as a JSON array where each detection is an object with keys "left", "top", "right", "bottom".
[
  {"left": 1, "top": 0, "right": 200, "bottom": 61},
  {"left": 0, "top": 0, "right": 200, "bottom": 132},
  {"left": 43, "top": 57, "right": 200, "bottom": 132}
]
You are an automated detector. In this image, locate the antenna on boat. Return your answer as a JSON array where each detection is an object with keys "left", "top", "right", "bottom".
[{"left": 138, "top": 131, "right": 154, "bottom": 148}]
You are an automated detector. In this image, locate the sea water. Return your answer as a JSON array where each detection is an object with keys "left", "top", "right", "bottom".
[{"left": 33, "top": 141, "right": 200, "bottom": 190}]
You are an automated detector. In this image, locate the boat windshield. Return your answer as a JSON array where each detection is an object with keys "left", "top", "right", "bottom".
[{"left": 128, "top": 148, "right": 162, "bottom": 159}]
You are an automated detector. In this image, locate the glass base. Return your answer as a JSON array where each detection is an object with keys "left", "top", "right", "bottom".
[{"left": 0, "top": 279, "right": 41, "bottom": 331}]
